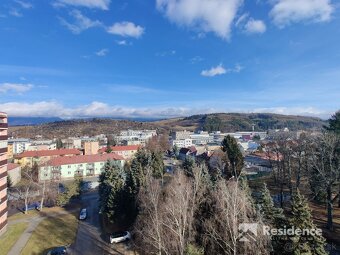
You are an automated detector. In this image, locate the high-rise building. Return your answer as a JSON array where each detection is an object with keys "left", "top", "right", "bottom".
[{"left": 0, "top": 112, "right": 8, "bottom": 236}]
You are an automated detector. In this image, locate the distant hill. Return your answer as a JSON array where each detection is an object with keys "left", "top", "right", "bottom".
[
  {"left": 8, "top": 118, "right": 158, "bottom": 139},
  {"left": 8, "top": 113, "right": 326, "bottom": 139},
  {"left": 8, "top": 117, "right": 63, "bottom": 126},
  {"left": 153, "top": 113, "right": 326, "bottom": 132}
]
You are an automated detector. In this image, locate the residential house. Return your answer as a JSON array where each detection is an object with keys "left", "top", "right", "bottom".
[{"left": 178, "top": 146, "right": 197, "bottom": 161}]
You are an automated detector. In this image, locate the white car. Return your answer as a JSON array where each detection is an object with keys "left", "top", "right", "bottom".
[
  {"left": 79, "top": 208, "right": 87, "bottom": 220},
  {"left": 109, "top": 231, "right": 131, "bottom": 244}
]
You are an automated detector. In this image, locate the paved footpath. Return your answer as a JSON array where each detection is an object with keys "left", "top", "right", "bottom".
[{"left": 7, "top": 210, "right": 78, "bottom": 255}]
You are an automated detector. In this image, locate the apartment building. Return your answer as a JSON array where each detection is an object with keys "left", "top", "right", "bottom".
[
  {"left": 171, "top": 130, "right": 193, "bottom": 140},
  {"left": 15, "top": 148, "right": 81, "bottom": 167},
  {"left": 84, "top": 141, "right": 99, "bottom": 155},
  {"left": 171, "top": 139, "right": 193, "bottom": 148},
  {"left": 0, "top": 112, "right": 8, "bottom": 236},
  {"left": 39, "top": 153, "right": 125, "bottom": 181},
  {"left": 8, "top": 138, "right": 31, "bottom": 155}
]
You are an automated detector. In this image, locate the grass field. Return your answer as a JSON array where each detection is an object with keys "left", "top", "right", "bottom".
[
  {"left": 20, "top": 213, "right": 78, "bottom": 255},
  {"left": 0, "top": 222, "right": 29, "bottom": 255}
]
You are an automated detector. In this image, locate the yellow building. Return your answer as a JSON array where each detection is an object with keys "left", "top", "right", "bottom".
[{"left": 7, "top": 143, "right": 13, "bottom": 159}]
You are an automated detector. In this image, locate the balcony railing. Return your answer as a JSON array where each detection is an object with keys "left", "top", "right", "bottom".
[
  {"left": 0, "top": 148, "right": 7, "bottom": 154},
  {"left": 0, "top": 136, "right": 7, "bottom": 141},
  {"left": 0, "top": 184, "right": 7, "bottom": 191},
  {"left": 0, "top": 208, "right": 7, "bottom": 219},
  {"left": 0, "top": 159, "right": 7, "bottom": 167},
  {"left": 0, "top": 219, "right": 8, "bottom": 231},
  {"left": 0, "top": 123, "right": 8, "bottom": 129},
  {"left": 0, "top": 171, "right": 7, "bottom": 179}
]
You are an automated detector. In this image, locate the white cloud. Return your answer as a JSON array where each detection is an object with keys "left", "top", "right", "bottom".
[
  {"left": 244, "top": 18, "right": 266, "bottom": 34},
  {"left": 201, "top": 64, "right": 226, "bottom": 77},
  {"left": 116, "top": 40, "right": 128, "bottom": 46},
  {"left": 59, "top": 10, "right": 102, "bottom": 34},
  {"left": 14, "top": 0, "right": 33, "bottom": 9},
  {"left": 107, "top": 22, "right": 144, "bottom": 38},
  {"left": 55, "top": 0, "right": 111, "bottom": 10},
  {"left": 156, "top": 0, "right": 244, "bottom": 40},
  {"left": 270, "top": 0, "right": 334, "bottom": 27},
  {"left": 96, "top": 48, "right": 109, "bottom": 56},
  {"left": 201, "top": 64, "right": 242, "bottom": 77},
  {"left": 0, "top": 83, "right": 33, "bottom": 94},
  {"left": 9, "top": 9, "right": 22, "bottom": 17},
  {"left": 0, "top": 101, "right": 332, "bottom": 119}
]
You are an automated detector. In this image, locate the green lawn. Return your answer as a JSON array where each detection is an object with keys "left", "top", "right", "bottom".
[
  {"left": 21, "top": 213, "right": 78, "bottom": 255},
  {"left": 0, "top": 222, "right": 29, "bottom": 255}
]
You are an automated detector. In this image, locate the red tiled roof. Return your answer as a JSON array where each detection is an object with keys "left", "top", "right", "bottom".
[
  {"left": 98, "top": 145, "right": 140, "bottom": 154},
  {"left": 7, "top": 163, "right": 20, "bottom": 171},
  {"left": 15, "top": 149, "right": 81, "bottom": 158},
  {"left": 46, "top": 153, "right": 124, "bottom": 166}
]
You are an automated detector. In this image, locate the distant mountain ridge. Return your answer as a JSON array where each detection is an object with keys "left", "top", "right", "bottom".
[
  {"left": 7, "top": 113, "right": 326, "bottom": 139},
  {"left": 8, "top": 117, "right": 163, "bottom": 126},
  {"left": 8, "top": 117, "right": 63, "bottom": 126}
]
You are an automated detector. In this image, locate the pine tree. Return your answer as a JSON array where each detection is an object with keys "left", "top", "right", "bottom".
[
  {"left": 258, "top": 183, "right": 286, "bottom": 227},
  {"left": 182, "top": 156, "right": 195, "bottom": 177},
  {"left": 221, "top": 135, "right": 244, "bottom": 178},
  {"left": 290, "top": 190, "right": 327, "bottom": 255},
  {"left": 325, "top": 110, "right": 340, "bottom": 134},
  {"left": 98, "top": 160, "right": 127, "bottom": 223},
  {"left": 258, "top": 183, "right": 288, "bottom": 254}
]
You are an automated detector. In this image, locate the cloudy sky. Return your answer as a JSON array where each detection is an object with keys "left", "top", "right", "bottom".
[{"left": 0, "top": 0, "right": 339, "bottom": 119}]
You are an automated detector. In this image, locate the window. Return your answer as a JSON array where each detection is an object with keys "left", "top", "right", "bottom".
[
  {"left": 68, "top": 171, "right": 71, "bottom": 175},
  {"left": 68, "top": 165, "right": 71, "bottom": 168}
]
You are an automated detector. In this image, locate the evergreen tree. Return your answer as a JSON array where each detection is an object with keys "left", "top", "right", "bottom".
[
  {"left": 290, "top": 190, "right": 327, "bottom": 255},
  {"left": 325, "top": 110, "right": 340, "bottom": 134},
  {"left": 258, "top": 183, "right": 286, "bottom": 227},
  {"left": 98, "top": 160, "right": 127, "bottom": 223},
  {"left": 7, "top": 175, "right": 13, "bottom": 188},
  {"left": 182, "top": 156, "right": 195, "bottom": 177},
  {"left": 258, "top": 183, "right": 288, "bottom": 254},
  {"left": 56, "top": 138, "right": 63, "bottom": 149},
  {"left": 150, "top": 151, "right": 165, "bottom": 178},
  {"left": 221, "top": 135, "right": 244, "bottom": 178}
]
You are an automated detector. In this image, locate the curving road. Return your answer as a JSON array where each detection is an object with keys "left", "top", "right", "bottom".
[{"left": 69, "top": 191, "right": 133, "bottom": 255}]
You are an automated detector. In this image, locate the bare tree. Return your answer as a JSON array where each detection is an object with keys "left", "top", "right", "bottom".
[
  {"left": 134, "top": 166, "right": 210, "bottom": 255},
  {"left": 203, "top": 179, "right": 270, "bottom": 255},
  {"left": 308, "top": 132, "right": 340, "bottom": 230}
]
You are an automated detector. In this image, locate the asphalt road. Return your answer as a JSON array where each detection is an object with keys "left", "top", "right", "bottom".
[{"left": 69, "top": 191, "right": 132, "bottom": 255}]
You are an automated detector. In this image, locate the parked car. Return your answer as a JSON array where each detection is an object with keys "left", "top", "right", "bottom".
[
  {"left": 109, "top": 231, "right": 131, "bottom": 244},
  {"left": 22, "top": 202, "right": 40, "bottom": 212},
  {"left": 79, "top": 208, "right": 87, "bottom": 220},
  {"left": 46, "top": 246, "right": 67, "bottom": 255}
]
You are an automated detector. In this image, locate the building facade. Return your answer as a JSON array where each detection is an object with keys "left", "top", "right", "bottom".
[
  {"left": 39, "top": 153, "right": 125, "bottom": 181},
  {"left": 84, "top": 141, "right": 99, "bottom": 155},
  {"left": 7, "top": 163, "right": 21, "bottom": 186},
  {"left": 0, "top": 112, "right": 8, "bottom": 236}
]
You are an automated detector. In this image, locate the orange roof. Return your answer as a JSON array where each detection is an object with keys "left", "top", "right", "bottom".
[
  {"left": 16, "top": 149, "right": 81, "bottom": 158},
  {"left": 46, "top": 153, "right": 124, "bottom": 166},
  {"left": 98, "top": 145, "right": 140, "bottom": 154},
  {"left": 7, "top": 163, "right": 20, "bottom": 171}
]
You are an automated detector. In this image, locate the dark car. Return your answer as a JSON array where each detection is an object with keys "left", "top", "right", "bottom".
[
  {"left": 46, "top": 246, "right": 67, "bottom": 255},
  {"left": 22, "top": 202, "right": 41, "bottom": 212}
]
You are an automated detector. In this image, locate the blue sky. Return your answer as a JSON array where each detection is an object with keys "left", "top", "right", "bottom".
[{"left": 0, "top": 0, "right": 339, "bottom": 119}]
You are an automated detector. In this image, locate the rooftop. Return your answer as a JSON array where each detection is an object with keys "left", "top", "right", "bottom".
[
  {"left": 7, "top": 163, "right": 20, "bottom": 171},
  {"left": 98, "top": 145, "right": 140, "bottom": 154},
  {"left": 46, "top": 153, "right": 124, "bottom": 166},
  {"left": 15, "top": 148, "right": 81, "bottom": 158}
]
